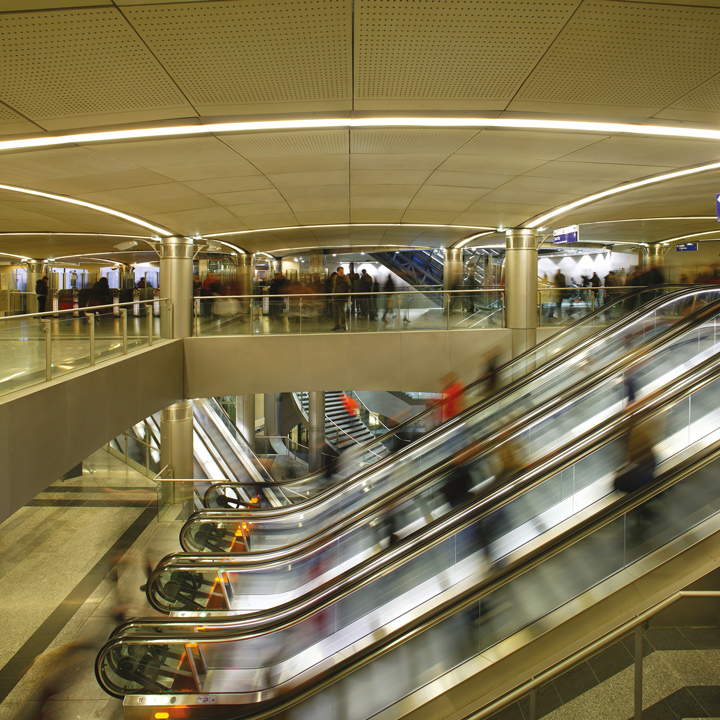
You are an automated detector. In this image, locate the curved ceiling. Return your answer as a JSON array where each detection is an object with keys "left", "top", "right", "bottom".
[{"left": 1, "top": 0, "right": 720, "bottom": 262}]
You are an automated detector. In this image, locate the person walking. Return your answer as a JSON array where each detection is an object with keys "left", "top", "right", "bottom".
[
  {"left": 331, "top": 266, "right": 351, "bottom": 330},
  {"left": 35, "top": 275, "right": 49, "bottom": 314}
]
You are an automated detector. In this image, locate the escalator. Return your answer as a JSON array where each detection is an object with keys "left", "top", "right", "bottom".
[
  {"left": 98, "top": 336, "right": 720, "bottom": 719},
  {"left": 184, "top": 286, "right": 717, "bottom": 554},
  {"left": 139, "top": 295, "right": 720, "bottom": 615},
  {"left": 203, "top": 285, "right": 691, "bottom": 510}
]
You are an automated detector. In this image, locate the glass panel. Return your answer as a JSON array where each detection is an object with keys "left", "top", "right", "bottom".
[
  {"left": 0, "top": 315, "right": 48, "bottom": 394},
  {"left": 51, "top": 315, "right": 90, "bottom": 379}
]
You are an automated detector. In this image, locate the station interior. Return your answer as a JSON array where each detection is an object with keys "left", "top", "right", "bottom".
[{"left": 1, "top": 2, "right": 720, "bottom": 719}]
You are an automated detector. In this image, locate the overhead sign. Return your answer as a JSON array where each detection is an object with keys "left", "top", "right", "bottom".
[
  {"left": 676, "top": 243, "right": 698, "bottom": 252},
  {"left": 553, "top": 225, "right": 578, "bottom": 245}
]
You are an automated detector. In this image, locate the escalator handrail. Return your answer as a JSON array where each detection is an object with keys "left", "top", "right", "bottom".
[
  {"left": 200, "top": 285, "right": 702, "bottom": 503},
  {"left": 117, "top": 329, "right": 720, "bottom": 637},
  {"left": 97, "top": 357, "right": 720, "bottom": 708},
  {"left": 184, "top": 288, "right": 720, "bottom": 537}
]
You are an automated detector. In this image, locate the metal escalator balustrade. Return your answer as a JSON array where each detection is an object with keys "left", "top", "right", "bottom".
[
  {"left": 99, "top": 351, "right": 720, "bottom": 715},
  {"left": 201, "top": 285, "right": 695, "bottom": 510},
  {"left": 136, "top": 304, "right": 720, "bottom": 616},
  {"left": 179, "top": 288, "right": 720, "bottom": 555}
]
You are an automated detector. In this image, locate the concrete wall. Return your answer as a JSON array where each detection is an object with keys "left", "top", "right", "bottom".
[
  {"left": 0, "top": 328, "right": 513, "bottom": 522},
  {"left": 183, "top": 329, "right": 512, "bottom": 397},
  {"left": 0, "top": 341, "right": 184, "bottom": 524}
]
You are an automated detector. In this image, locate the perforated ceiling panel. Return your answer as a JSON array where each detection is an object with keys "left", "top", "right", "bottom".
[
  {"left": 355, "top": 0, "right": 579, "bottom": 99},
  {"left": 518, "top": 1, "right": 720, "bottom": 106},
  {"left": 0, "top": 8, "right": 186, "bottom": 119},
  {"left": 560, "top": 137, "right": 720, "bottom": 167},
  {"left": 0, "top": 148, "right": 136, "bottom": 181},
  {"left": 350, "top": 130, "right": 477, "bottom": 155},
  {"left": 460, "top": 131, "right": 601, "bottom": 160},
  {"left": 222, "top": 131, "right": 348, "bottom": 159},
  {"left": 91, "top": 138, "right": 244, "bottom": 168},
  {"left": 124, "top": 1, "right": 351, "bottom": 106},
  {"left": 670, "top": 76, "right": 720, "bottom": 112}
]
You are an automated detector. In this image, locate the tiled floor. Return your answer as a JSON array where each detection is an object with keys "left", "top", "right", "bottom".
[{"left": 0, "top": 449, "right": 183, "bottom": 720}]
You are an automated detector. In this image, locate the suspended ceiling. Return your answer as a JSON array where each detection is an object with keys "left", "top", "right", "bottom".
[{"left": 1, "top": 0, "right": 720, "bottom": 262}]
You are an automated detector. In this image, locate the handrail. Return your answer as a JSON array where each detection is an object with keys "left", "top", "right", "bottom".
[
  {"left": 199, "top": 285, "right": 696, "bottom": 497},
  {"left": 184, "top": 287, "right": 719, "bottom": 532},
  {"left": 469, "top": 590, "right": 720, "bottom": 720},
  {"left": 99, "top": 356, "right": 720, "bottom": 710},
  {"left": 0, "top": 297, "right": 164, "bottom": 322},
  {"left": 127, "top": 314, "right": 720, "bottom": 627}
]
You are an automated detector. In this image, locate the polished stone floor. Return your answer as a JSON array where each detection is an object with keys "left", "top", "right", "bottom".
[{"left": 0, "top": 449, "right": 181, "bottom": 720}]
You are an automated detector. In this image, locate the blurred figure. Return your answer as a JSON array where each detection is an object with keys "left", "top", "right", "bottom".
[
  {"left": 268, "top": 271, "right": 288, "bottom": 320},
  {"left": 28, "top": 640, "right": 97, "bottom": 719},
  {"left": 474, "top": 349, "right": 501, "bottom": 400},
  {"left": 551, "top": 268, "right": 566, "bottom": 320},
  {"left": 35, "top": 275, "right": 49, "bottom": 314},
  {"left": 613, "top": 418, "right": 659, "bottom": 539},
  {"left": 359, "top": 268, "right": 373, "bottom": 319},
  {"left": 340, "top": 392, "right": 359, "bottom": 417},
  {"left": 441, "top": 372, "right": 465, "bottom": 423},
  {"left": 382, "top": 274, "right": 395, "bottom": 322},
  {"left": 331, "top": 266, "right": 351, "bottom": 331}
]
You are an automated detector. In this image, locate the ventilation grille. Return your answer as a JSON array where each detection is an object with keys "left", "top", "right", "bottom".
[
  {"left": 519, "top": 1, "right": 720, "bottom": 106},
  {"left": 125, "top": 0, "right": 351, "bottom": 105},
  {"left": 0, "top": 8, "right": 186, "bottom": 119},
  {"left": 356, "top": 0, "right": 577, "bottom": 99}
]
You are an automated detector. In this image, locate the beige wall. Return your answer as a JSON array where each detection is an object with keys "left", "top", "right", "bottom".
[
  {"left": 183, "top": 329, "right": 512, "bottom": 396},
  {"left": 0, "top": 341, "right": 184, "bottom": 524},
  {"left": 0, "top": 329, "right": 512, "bottom": 522}
]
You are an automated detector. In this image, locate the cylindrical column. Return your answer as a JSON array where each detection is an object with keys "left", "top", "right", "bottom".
[
  {"left": 505, "top": 228, "right": 538, "bottom": 358},
  {"left": 308, "top": 391, "right": 326, "bottom": 473},
  {"left": 646, "top": 244, "right": 663, "bottom": 266},
  {"left": 235, "top": 395, "right": 256, "bottom": 449},
  {"left": 237, "top": 253, "right": 253, "bottom": 318},
  {"left": 160, "top": 400, "right": 194, "bottom": 516},
  {"left": 444, "top": 248, "right": 463, "bottom": 313},
  {"left": 443, "top": 249, "right": 463, "bottom": 290},
  {"left": 159, "top": 236, "right": 194, "bottom": 338},
  {"left": 26, "top": 261, "right": 44, "bottom": 314},
  {"left": 160, "top": 400, "right": 194, "bottom": 478}
]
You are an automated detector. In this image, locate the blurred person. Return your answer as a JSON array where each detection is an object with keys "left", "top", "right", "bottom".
[
  {"left": 359, "top": 268, "right": 373, "bottom": 319},
  {"left": 27, "top": 639, "right": 97, "bottom": 719},
  {"left": 331, "top": 266, "right": 351, "bottom": 330},
  {"left": 268, "top": 271, "right": 288, "bottom": 320},
  {"left": 136, "top": 276, "right": 146, "bottom": 290},
  {"left": 549, "top": 268, "right": 566, "bottom": 320},
  {"left": 370, "top": 276, "right": 380, "bottom": 320},
  {"left": 590, "top": 271, "right": 602, "bottom": 306},
  {"left": 613, "top": 419, "right": 659, "bottom": 538},
  {"left": 441, "top": 372, "right": 465, "bottom": 423},
  {"left": 35, "top": 275, "right": 49, "bottom": 314},
  {"left": 382, "top": 274, "right": 395, "bottom": 322}
]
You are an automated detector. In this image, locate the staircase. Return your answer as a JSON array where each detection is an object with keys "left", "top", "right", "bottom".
[{"left": 296, "top": 391, "right": 390, "bottom": 454}]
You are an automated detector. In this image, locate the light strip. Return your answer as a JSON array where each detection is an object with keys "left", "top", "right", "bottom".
[
  {"left": 0, "top": 231, "right": 151, "bottom": 239},
  {"left": 4, "top": 117, "right": 720, "bottom": 153},
  {"left": 207, "top": 222, "right": 494, "bottom": 238},
  {"left": 525, "top": 161, "right": 720, "bottom": 229},
  {"left": 454, "top": 231, "right": 496, "bottom": 249},
  {"left": 0, "top": 251, "right": 30, "bottom": 261},
  {"left": 659, "top": 230, "right": 720, "bottom": 245},
  {"left": 580, "top": 216, "right": 715, "bottom": 226},
  {"left": 0, "top": 183, "right": 173, "bottom": 236}
]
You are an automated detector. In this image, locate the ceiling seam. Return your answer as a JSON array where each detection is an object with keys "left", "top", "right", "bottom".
[
  {"left": 503, "top": 0, "right": 586, "bottom": 111},
  {"left": 111, "top": 0, "right": 200, "bottom": 118},
  {"left": 212, "top": 134, "right": 304, "bottom": 245},
  {"left": 0, "top": 99, "right": 44, "bottom": 134}
]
